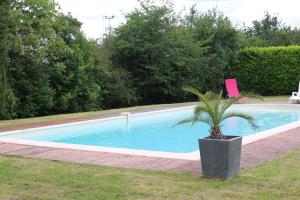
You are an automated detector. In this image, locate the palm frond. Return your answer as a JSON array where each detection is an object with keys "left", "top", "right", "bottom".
[
  {"left": 183, "top": 87, "right": 211, "bottom": 107},
  {"left": 221, "top": 111, "right": 258, "bottom": 129},
  {"left": 240, "top": 91, "right": 264, "bottom": 101},
  {"left": 174, "top": 114, "right": 211, "bottom": 127},
  {"left": 194, "top": 105, "right": 208, "bottom": 115},
  {"left": 183, "top": 86, "right": 215, "bottom": 118},
  {"left": 205, "top": 91, "right": 223, "bottom": 114},
  {"left": 204, "top": 91, "right": 220, "bottom": 102},
  {"left": 219, "top": 96, "right": 241, "bottom": 117},
  {"left": 210, "top": 90, "right": 223, "bottom": 125},
  {"left": 218, "top": 92, "right": 263, "bottom": 116}
]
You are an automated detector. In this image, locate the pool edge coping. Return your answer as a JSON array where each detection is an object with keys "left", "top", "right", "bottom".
[{"left": 0, "top": 103, "right": 299, "bottom": 161}]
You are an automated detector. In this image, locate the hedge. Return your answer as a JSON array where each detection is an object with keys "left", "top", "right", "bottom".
[{"left": 232, "top": 46, "right": 300, "bottom": 95}]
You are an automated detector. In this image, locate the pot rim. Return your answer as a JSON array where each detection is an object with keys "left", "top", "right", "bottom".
[{"left": 199, "top": 135, "right": 242, "bottom": 141}]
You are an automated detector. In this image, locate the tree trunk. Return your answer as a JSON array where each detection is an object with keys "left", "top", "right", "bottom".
[{"left": 210, "top": 127, "right": 222, "bottom": 139}]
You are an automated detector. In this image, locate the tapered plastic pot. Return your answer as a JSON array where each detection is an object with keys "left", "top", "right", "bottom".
[{"left": 199, "top": 136, "right": 242, "bottom": 179}]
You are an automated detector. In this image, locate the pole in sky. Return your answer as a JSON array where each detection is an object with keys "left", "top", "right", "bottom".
[
  {"left": 103, "top": 15, "right": 115, "bottom": 48},
  {"left": 104, "top": 15, "right": 115, "bottom": 37}
]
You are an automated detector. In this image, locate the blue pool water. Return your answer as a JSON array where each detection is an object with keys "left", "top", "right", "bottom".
[{"left": 1, "top": 106, "right": 300, "bottom": 153}]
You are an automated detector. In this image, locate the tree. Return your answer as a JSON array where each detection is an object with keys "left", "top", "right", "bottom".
[
  {"left": 242, "top": 11, "right": 300, "bottom": 47},
  {"left": 0, "top": 0, "right": 10, "bottom": 119},
  {"left": 112, "top": 1, "right": 177, "bottom": 103},
  {"left": 184, "top": 8, "right": 240, "bottom": 86},
  {"left": 4, "top": 0, "right": 137, "bottom": 119},
  {"left": 112, "top": 1, "right": 209, "bottom": 104},
  {"left": 93, "top": 44, "right": 137, "bottom": 108},
  {"left": 8, "top": 0, "right": 58, "bottom": 117}
]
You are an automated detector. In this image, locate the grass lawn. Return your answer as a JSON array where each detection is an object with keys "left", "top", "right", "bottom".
[
  {"left": 0, "top": 148, "right": 299, "bottom": 200},
  {"left": 0, "top": 95, "right": 289, "bottom": 129},
  {"left": 256, "top": 95, "right": 289, "bottom": 102}
]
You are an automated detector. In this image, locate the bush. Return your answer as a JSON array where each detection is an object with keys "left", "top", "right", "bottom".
[{"left": 232, "top": 46, "right": 300, "bottom": 95}]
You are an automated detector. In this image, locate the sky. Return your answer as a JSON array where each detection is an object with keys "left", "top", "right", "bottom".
[{"left": 55, "top": 0, "right": 300, "bottom": 39}]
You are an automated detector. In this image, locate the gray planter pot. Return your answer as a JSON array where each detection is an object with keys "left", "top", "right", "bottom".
[{"left": 199, "top": 136, "right": 242, "bottom": 179}]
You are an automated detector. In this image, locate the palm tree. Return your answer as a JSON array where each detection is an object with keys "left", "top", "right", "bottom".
[{"left": 176, "top": 87, "right": 261, "bottom": 139}]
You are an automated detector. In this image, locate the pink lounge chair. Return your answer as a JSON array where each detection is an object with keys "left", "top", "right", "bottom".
[{"left": 225, "top": 79, "right": 241, "bottom": 98}]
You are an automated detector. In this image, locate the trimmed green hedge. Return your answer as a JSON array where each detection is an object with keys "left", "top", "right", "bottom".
[{"left": 232, "top": 46, "right": 300, "bottom": 95}]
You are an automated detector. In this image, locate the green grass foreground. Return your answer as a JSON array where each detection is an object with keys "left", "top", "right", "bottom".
[
  {"left": 0, "top": 96, "right": 289, "bottom": 129},
  {"left": 0, "top": 148, "right": 299, "bottom": 200}
]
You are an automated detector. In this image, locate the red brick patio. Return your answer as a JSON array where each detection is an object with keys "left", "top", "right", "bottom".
[{"left": 0, "top": 127, "right": 300, "bottom": 175}]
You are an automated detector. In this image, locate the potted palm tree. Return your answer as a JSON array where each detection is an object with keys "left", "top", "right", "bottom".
[{"left": 176, "top": 87, "right": 260, "bottom": 179}]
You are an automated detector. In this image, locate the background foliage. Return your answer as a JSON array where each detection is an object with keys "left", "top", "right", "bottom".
[
  {"left": 232, "top": 46, "right": 300, "bottom": 95},
  {"left": 4, "top": 0, "right": 135, "bottom": 119},
  {"left": 1, "top": 0, "right": 300, "bottom": 119},
  {"left": 0, "top": 0, "right": 10, "bottom": 119}
]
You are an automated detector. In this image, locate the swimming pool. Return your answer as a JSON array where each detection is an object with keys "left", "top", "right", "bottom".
[{"left": 1, "top": 104, "right": 300, "bottom": 157}]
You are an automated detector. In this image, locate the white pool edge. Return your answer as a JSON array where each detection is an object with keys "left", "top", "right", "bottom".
[
  {"left": 0, "top": 105, "right": 196, "bottom": 137},
  {"left": 0, "top": 103, "right": 299, "bottom": 161}
]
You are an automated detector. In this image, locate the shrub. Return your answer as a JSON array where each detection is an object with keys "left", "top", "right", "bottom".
[{"left": 232, "top": 46, "right": 300, "bottom": 95}]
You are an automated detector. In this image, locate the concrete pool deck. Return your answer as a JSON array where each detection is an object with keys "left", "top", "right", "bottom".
[{"left": 0, "top": 102, "right": 300, "bottom": 174}]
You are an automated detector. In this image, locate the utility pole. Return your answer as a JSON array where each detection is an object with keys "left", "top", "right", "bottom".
[
  {"left": 103, "top": 15, "right": 115, "bottom": 49},
  {"left": 215, "top": 0, "right": 219, "bottom": 10},
  {"left": 104, "top": 15, "right": 115, "bottom": 37}
]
